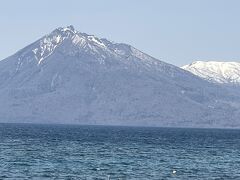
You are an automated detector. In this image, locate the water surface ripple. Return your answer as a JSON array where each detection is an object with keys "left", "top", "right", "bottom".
[{"left": 0, "top": 124, "right": 240, "bottom": 179}]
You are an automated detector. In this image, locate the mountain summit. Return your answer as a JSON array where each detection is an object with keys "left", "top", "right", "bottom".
[{"left": 0, "top": 26, "right": 240, "bottom": 127}]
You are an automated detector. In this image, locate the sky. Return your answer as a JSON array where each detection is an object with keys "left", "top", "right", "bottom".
[{"left": 0, "top": 0, "right": 240, "bottom": 66}]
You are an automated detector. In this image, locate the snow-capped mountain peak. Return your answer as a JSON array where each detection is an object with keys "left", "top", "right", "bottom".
[
  {"left": 13, "top": 26, "right": 179, "bottom": 75},
  {"left": 18, "top": 25, "right": 113, "bottom": 65},
  {"left": 182, "top": 61, "right": 240, "bottom": 84},
  {"left": 26, "top": 26, "right": 77, "bottom": 65},
  {"left": 17, "top": 26, "right": 132, "bottom": 66},
  {"left": 61, "top": 25, "right": 76, "bottom": 33}
]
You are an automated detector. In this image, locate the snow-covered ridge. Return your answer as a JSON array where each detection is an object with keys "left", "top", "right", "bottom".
[
  {"left": 17, "top": 25, "right": 161, "bottom": 67},
  {"left": 182, "top": 61, "right": 240, "bottom": 84},
  {"left": 30, "top": 25, "right": 108, "bottom": 65},
  {"left": 12, "top": 25, "right": 183, "bottom": 78}
]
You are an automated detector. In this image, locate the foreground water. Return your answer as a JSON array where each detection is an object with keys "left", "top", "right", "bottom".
[{"left": 0, "top": 124, "right": 240, "bottom": 179}]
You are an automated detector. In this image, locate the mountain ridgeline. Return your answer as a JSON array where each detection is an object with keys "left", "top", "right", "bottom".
[
  {"left": 182, "top": 61, "right": 240, "bottom": 85},
  {"left": 0, "top": 26, "right": 240, "bottom": 128}
]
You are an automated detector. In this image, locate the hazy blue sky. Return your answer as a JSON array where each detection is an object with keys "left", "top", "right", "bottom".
[{"left": 0, "top": 0, "right": 240, "bottom": 66}]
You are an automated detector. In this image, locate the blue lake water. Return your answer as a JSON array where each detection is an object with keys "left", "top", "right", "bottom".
[{"left": 0, "top": 123, "right": 240, "bottom": 179}]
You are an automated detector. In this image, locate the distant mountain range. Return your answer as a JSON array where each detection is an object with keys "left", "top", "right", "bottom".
[
  {"left": 0, "top": 26, "right": 240, "bottom": 128},
  {"left": 182, "top": 61, "right": 240, "bottom": 85}
]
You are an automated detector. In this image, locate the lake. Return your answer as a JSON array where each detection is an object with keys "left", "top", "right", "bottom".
[{"left": 0, "top": 123, "right": 240, "bottom": 179}]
